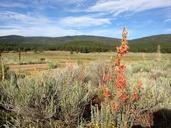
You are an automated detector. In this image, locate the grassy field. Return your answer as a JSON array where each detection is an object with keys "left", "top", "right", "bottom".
[{"left": 1, "top": 51, "right": 171, "bottom": 75}]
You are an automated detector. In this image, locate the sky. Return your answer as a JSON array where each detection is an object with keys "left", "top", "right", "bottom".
[{"left": 0, "top": 0, "right": 171, "bottom": 39}]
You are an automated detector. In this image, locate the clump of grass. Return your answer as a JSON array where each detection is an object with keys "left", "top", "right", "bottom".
[{"left": 48, "top": 62, "right": 57, "bottom": 69}]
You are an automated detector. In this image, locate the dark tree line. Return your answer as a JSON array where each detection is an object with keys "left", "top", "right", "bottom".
[{"left": 0, "top": 35, "right": 171, "bottom": 53}]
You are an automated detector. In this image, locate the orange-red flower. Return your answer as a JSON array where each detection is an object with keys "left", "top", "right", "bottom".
[
  {"left": 118, "top": 44, "right": 128, "bottom": 54},
  {"left": 119, "top": 64, "right": 126, "bottom": 73},
  {"left": 103, "top": 87, "right": 111, "bottom": 98},
  {"left": 119, "top": 92, "right": 129, "bottom": 102},
  {"left": 115, "top": 74, "right": 126, "bottom": 89}
]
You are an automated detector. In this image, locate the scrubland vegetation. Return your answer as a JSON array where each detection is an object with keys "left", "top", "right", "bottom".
[{"left": 0, "top": 29, "right": 171, "bottom": 128}]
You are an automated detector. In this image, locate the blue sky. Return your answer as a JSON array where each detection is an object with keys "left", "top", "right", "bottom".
[{"left": 0, "top": 0, "right": 171, "bottom": 39}]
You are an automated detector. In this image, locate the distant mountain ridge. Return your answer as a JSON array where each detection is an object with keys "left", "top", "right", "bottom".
[{"left": 0, "top": 34, "right": 171, "bottom": 53}]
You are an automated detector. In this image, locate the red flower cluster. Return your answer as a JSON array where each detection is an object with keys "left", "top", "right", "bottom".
[
  {"left": 115, "top": 74, "right": 126, "bottom": 89},
  {"left": 119, "top": 92, "right": 129, "bottom": 102},
  {"left": 117, "top": 44, "right": 129, "bottom": 55},
  {"left": 103, "top": 87, "right": 111, "bottom": 98},
  {"left": 119, "top": 64, "right": 126, "bottom": 72}
]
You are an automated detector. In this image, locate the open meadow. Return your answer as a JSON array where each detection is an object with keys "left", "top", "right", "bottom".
[{"left": 2, "top": 51, "right": 171, "bottom": 75}]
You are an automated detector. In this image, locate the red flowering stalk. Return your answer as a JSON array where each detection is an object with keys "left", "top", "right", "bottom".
[
  {"left": 102, "top": 27, "right": 142, "bottom": 105},
  {"left": 113, "top": 27, "right": 129, "bottom": 104},
  {"left": 102, "top": 27, "right": 129, "bottom": 101},
  {"left": 100, "top": 28, "right": 150, "bottom": 127}
]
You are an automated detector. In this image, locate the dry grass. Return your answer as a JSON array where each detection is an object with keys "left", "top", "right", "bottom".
[{"left": 1, "top": 51, "right": 171, "bottom": 75}]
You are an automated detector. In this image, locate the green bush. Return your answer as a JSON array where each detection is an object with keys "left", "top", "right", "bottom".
[{"left": 48, "top": 62, "right": 57, "bottom": 69}]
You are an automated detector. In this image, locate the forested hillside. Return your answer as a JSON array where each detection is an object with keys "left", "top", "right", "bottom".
[{"left": 0, "top": 34, "right": 171, "bottom": 53}]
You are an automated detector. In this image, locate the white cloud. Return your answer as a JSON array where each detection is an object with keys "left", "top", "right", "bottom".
[
  {"left": 0, "top": 11, "right": 79, "bottom": 36},
  {"left": 0, "top": 24, "right": 124, "bottom": 38},
  {"left": 0, "top": 10, "right": 116, "bottom": 37},
  {"left": 89, "top": 0, "right": 171, "bottom": 16},
  {"left": 0, "top": 11, "right": 52, "bottom": 25},
  {"left": 59, "top": 16, "right": 111, "bottom": 27},
  {"left": 0, "top": 11, "right": 111, "bottom": 28},
  {"left": 0, "top": 25, "right": 82, "bottom": 37}
]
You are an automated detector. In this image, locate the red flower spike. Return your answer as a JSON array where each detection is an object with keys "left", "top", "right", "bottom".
[{"left": 115, "top": 74, "right": 126, "bottom": 89}]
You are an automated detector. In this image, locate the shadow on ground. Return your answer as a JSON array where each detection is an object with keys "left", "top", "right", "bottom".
[{"left": 132, "top": 109, "right": 171, "bottom": 128}]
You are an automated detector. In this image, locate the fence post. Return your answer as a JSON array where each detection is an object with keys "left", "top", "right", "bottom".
[{"left": 18, "top": 48, "right": 21, "bottom": 64}]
